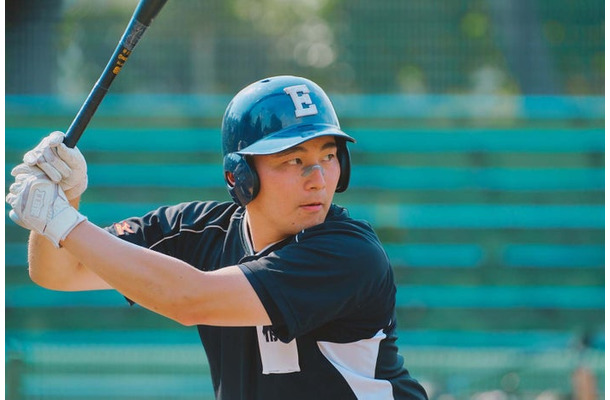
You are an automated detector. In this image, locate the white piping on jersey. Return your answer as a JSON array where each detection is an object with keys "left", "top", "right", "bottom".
[
  {"left": 317, "top": 329, "right": 395, "bottom": 399},
  {"left": 242, "top": 215, "right": 255, "bottom": 256},
  {"left": 295, "top": 229, "right": 305, "bottom": 243},
  {"left": 230, "top": 211, "right": 245, "bottom": 222},
  {"left": 149, "top": 225, "right": 228, "bottom": 250}
]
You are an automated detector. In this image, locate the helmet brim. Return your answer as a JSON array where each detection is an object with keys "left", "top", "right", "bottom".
[{"left": 234, "top": 124, "right": 355, "bottom": 156}]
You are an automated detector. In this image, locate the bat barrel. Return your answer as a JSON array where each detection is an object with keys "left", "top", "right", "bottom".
[{"left": 134, "top": 0, "right": 168, "bottom": 26}]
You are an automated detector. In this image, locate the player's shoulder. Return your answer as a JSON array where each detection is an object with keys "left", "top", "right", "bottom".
[
  {"left": 139, "top": 200, "right": 241, "bottom": 230},
  {"left": 297, "top": 204, "right": 389, "bottom": 269},
  {"left": 129, "top": 201, "right": 241, "bottom": 233},
  {"left": 117, "top": 201, "right": 241, "bottom": 243},
  {"left": 321, "top": 204, "right": 382, "bottom": 243},
  {"left": 165, "top": 200, "right": 239, "bottom": 217}
]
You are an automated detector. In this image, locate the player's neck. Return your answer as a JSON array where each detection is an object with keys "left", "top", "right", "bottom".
[{"left": 244, "top": 211, "right": 287, "bottom": 253}]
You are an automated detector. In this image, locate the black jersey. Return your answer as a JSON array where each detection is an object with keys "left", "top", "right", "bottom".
[{"left": 106, "top": 201, "right": 427, "bottom": 400}]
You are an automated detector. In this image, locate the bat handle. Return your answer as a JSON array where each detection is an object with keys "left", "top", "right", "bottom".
[{"left": 63, "top": 83, "right": 108, "bottom": 148}]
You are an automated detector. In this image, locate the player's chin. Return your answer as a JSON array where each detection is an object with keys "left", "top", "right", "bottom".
[{"left": 296, "top": 204, "right": 329, "bottom": 227}]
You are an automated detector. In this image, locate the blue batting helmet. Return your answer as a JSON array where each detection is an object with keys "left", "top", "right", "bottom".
[{"left": 221, "top": 75, "right": 355, "bottom": 207}]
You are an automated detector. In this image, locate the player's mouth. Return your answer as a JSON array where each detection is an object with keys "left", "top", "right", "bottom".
[{"left": 300, "top": 202, "right": 324, "bottom": 212}]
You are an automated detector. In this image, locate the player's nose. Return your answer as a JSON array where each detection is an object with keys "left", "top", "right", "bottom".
[{"left": 302, "top": 164, "right": 326, "bottom": 190}]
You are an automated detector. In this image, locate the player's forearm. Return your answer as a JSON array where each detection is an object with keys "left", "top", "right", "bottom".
[
  {"left": 27, "top": 195, "right": 98, "bottom": 291},
  {"left": 28, "top": 229, "right": 112, "bottom": 291},
  {"left": 61, "top": 220, "right": 209, "bottom": 324},
  {"left": 61, "top": 220, "right": 271, "bottom": 327},
  {"left": 28, "top": 230, "right": 78, "bottom": 288}
]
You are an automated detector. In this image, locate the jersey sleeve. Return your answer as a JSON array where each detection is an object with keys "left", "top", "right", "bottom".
[{"left": 238, "top": 220, "right": 396, "bottom": 342}]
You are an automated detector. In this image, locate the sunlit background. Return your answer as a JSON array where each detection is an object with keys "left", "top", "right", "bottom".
[{"left": 5, "top": 1, "right": 604, "bottom": 399}]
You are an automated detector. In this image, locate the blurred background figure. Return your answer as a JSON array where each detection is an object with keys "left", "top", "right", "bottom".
[
  {"left": 5, "top": 1, "right": 604, "bottom": 399},
  {"left": 571, "top": 366, "right": 598, "bottom": 400}
]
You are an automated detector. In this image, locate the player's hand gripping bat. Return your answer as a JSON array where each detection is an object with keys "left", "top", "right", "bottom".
[{"left": 62, "top": 0, "right": 168, "bottom": 148}]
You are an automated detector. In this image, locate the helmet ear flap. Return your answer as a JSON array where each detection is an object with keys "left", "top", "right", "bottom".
[
  {"left": 335, "top": 140, "right": 351, "bottom": 193},
  {"left": 223, "top": 153, "right": 260, "bottom": 207}
]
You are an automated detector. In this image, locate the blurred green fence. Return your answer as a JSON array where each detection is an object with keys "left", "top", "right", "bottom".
[
  {"left": 5, "top": 92, "right": 604, "bottom": 399},
  {"left": 5, "top": 332, "right": 604, "bottom": 400}
]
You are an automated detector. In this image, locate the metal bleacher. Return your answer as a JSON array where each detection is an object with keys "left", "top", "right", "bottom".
[{"left": 5, "top": 93, "right": 604, "bottom": 399}]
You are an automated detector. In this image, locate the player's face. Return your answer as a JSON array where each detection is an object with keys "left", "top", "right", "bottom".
[{"left": 247, "top": 136, "right": 341, "bottom": 247}]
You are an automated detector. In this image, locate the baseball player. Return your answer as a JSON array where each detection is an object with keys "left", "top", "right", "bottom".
[{"left": 6, "top": 75, "right": 428, "bottom": 400}]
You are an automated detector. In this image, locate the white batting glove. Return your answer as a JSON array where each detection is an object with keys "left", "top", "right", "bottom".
[
  {"left": 23, "top": 131, "right": 88, "bottom": 200},
  {"left": 6, "top": 173, "right": 87, "bottom": 248}
]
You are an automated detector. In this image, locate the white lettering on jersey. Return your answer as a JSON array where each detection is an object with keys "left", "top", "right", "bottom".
[
  {"left": 284, "top": 84, "right": 318, "bottom": 118},
  {"left": 256, "top": 325, "right": 300, "bottom": 374}
]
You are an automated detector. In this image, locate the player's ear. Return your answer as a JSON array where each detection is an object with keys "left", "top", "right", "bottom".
[{"left": 225, "top": 172, "right": 236, "bottom": 187}]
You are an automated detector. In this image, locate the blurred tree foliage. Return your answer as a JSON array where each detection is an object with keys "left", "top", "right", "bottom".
[{"left": 5, "top": 0, "right": 605, "bottom": 95}]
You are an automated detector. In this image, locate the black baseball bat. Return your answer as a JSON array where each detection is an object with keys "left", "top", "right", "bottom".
[{"left": 63, "top": 0, "right": 168, "bottom": 148}]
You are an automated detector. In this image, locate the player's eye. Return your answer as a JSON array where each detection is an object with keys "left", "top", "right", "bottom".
[
  {"left": 286, "top": 158, "right": 302, "bottom": 165},
  {"left": 322, "top": 153, "right": 335, "bottom": 162}
]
